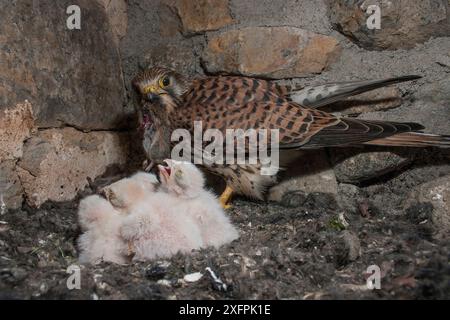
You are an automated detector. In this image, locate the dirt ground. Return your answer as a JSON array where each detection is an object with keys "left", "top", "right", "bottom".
[{"left": 0, "top": 187, "right": 448, "bottom": 300}]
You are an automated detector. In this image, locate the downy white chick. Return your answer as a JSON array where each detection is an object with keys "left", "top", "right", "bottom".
[
  {"left": 119, "top": 191, "right": 205, "bottom": 261},
  {"left": 120, "top": 160, "right": 238, "bottom": 261},
  {"left": 77, "top": 195, "right": 130, "bottom": 265},
  {"left": 102, "top": 171, "right": 158, "bottom": 211},
  {"left": 78, "top": 172, "right": 159, "bottom": 264},
  {"left": 158, "top": 160, "right": 239, "bottom": 248},
  {"left": 162, "top": 160, "right": 239, "bottom": 247}
]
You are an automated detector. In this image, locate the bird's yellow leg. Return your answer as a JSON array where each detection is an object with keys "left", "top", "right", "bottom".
[{"left": 219, "top": 185, "right": 233, "bottom": 209}]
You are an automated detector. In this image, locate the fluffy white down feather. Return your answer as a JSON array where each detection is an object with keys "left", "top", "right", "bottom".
[
  {"left": 77, "top": 164, "right": 238, "bottom": 264},
  {"left": 77, "top": 195, "right": 129, "bottom": 265}
]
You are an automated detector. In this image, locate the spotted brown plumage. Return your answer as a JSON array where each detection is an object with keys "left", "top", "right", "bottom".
[{"left": 132, "top": 67, "right": 450, "bottom": 206}]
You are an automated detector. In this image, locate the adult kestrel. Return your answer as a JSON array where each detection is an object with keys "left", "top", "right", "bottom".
[{"left": 132, "top": 67, "right": 450, "bottom": 208}]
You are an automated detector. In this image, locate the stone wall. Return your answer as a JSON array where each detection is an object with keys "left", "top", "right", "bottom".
[
  {"left": 0, "top": 0, "right": 131, "bottom": 208},
  {"left": 1, "top": 0, "right": 449, "bottom": 232}
]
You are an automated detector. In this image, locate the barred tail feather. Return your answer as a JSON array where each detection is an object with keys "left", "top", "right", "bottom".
[
  {"left": 290, "top": 75, "right": 422, "bottom": 108},
  {"left": 364, "top": 132, "right": 450, "bottom": 148}
]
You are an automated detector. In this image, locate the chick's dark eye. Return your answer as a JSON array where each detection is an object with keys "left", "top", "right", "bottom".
[{"left": 162, "top": 77, "right": 170, "bottom": 87}]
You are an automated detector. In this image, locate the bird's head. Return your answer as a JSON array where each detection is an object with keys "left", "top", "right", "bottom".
[
  {"left": 158, "top": 159, "right": 205, "bottom": 199},
  {"left": 132, "top": 66, "right": 188, "bottom": 114},
  {"left": 102, "top": 172, "right": 158, "bottom": 210}
]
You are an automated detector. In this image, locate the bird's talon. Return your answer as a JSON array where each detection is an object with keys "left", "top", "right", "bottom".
[
  {"left": 222, "top": 203, "right": 232, "bottom": 210},
  {"left": 219, "top": 186, "right": 233, "bottom": 210}
]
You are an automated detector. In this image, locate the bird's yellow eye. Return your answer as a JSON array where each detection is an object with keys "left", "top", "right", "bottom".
[
  {"left": 175, "top": 170, "right": 183, "bottom": 178},
  {"left": 159, "top": 76, "right": 170, "bottom": 88}
]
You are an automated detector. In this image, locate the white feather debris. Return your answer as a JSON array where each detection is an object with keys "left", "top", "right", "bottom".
[
  {"left": 183, "top": 272, "right": 203, "bottom": 283},
  {"left": 0, "top": 194, "right": 6, "bottom": 215},
  {"left": 338, "top": 212, "right": 349, "bottom": 228},
  {"left": 205, "top": 267, "right": 227, "bottom": 291},
  {"left": 156, "top": 279, "right": 172, "bottom": 286}
]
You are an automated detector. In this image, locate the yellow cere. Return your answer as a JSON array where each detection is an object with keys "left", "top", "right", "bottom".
[{"left": 143, "top": 85, "right": 158, "bottom": 94}]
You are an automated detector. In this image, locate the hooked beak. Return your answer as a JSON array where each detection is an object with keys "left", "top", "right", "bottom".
[
  {"left": 142, "top": 85, "right": 160, "bottom": 103},
  {"left": 144, "top": 93, "right": 159, "bottom": 103}
]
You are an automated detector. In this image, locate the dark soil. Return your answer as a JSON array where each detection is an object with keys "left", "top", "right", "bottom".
[{"left": 0, "top": 188, "right": 448, "bottom": 300}]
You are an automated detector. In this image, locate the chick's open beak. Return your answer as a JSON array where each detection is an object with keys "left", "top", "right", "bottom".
[{"left": 158, "top": 159, "right": 173, "bottom": 183}]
